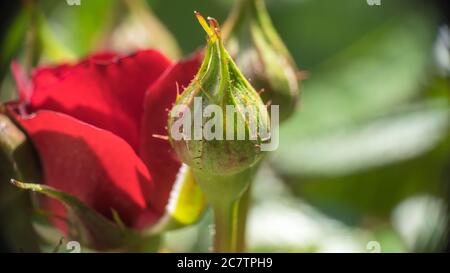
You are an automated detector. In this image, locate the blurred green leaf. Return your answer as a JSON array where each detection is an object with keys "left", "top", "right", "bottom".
[
  {"left": 271, "top": 8, "right": 448, "bottom": 222},
  {"left": 281, "top": 10, "right": 437, "bottom": 139},
  {"left": 277, "top": 103, "right": 450, "bottom": 177},
  {"left": 39, "top": 0, "right": 119, "bottom": 57},
  {"left": 109, "top": 0, "right": 182, "bottom": 59},
  {"left": 268, "top": 0, "right": 435, "bottom": 68},
  {"left": 37, "top": 13, "right": 77, "bottom": 63},
  {"left": 0, "top": 6, "right": 29, "bottom": 82},
  {"left": 280, "top": 103, "right": 449, "bottom": 222}
]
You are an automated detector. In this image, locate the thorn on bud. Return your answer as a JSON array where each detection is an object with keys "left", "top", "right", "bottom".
[{"left": 152, "top": 134, "right": 169, "bottom": 141}]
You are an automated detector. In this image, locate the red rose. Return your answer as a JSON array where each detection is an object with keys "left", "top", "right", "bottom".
[{"left": 7, "top": 50, "right": 202, "bottom": 233}]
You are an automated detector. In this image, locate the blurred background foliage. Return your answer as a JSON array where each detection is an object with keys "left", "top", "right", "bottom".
[{"left": 0, "top": 0, "right": 449, "bottom": 252}]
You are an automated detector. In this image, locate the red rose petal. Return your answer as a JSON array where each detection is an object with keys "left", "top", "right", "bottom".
[
  {"left": 140, "top": 53, "right": 202, "bottom": 215},
  {"left": 28, "top": 50, "right": 172, "bottom": 152},
  {"left": 13, "top": 110, "right": 158, "bottom": 229}
]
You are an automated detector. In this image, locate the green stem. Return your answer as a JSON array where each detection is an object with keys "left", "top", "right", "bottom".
[
  {"left": 235, "top": 184, "right": 251, "bottom": 252},
  {"left": 23, "top": 0, "right": 40, "bottom": 73},
  {"left": 212, "top": 199, "right": 239, "bottom": 252},
  {"left": 213, "top": 186, "right": 252, "bottom": 253},
  {"left": 192, "top": 167, "right": 258, "bottom": 253}
]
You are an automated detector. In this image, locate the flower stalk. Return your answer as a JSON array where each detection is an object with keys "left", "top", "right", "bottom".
[
  {"left": 168, "top": 12, "right": 270, "bottom": 252},
  {"left": 194, "top": 166, "right": 257, "bottom": 252}
]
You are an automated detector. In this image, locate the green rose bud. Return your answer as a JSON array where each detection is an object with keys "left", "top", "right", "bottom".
[
  {"left": 168, "top": 12, "right": 270, "bottom": 178},
  {"left": 223, "top": 0, "right": 301, "bottom": 122}
]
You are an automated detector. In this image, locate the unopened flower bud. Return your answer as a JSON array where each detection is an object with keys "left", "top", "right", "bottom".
[
  {"left": 168, "top": 12, "right": 271, "bottom": 178},
  {"left": 223, "top": 0, "right": 301, "bottom": 122}
]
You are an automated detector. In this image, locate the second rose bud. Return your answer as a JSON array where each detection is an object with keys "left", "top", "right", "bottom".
[{"left": 223, "top": 0, "right": 301, "bottom": 122}]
